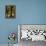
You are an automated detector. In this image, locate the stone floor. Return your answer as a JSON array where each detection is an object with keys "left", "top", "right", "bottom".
[
  {"left": 19, "top": 40, "right": 46, "bottom": 46},
  {"left": 0, "top": 40, "right": 46, "bottom": 46}
]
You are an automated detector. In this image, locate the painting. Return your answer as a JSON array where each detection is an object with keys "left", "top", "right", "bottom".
[
  {"left": 18, "top": 24, "right": 46, "bottom": 41},
  {"left": 5, "top": 5, "right": 16, "bottom": 18}
]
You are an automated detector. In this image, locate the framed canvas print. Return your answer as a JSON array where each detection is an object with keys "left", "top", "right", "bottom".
[
  {"left": 5, "top": 5, "right": 16, "bottom": 18},
  {"left": 18, "top": 24, "right": 46, "bottom": 41}
]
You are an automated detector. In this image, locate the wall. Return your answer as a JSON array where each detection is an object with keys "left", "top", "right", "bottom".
[{"left": 0, "top": 0, "right": 46, "bottom": 44}]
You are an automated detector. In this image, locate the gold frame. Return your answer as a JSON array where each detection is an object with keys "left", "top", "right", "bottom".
[{"left": 5, "top": 5, "right": 16, "bottom": 18}]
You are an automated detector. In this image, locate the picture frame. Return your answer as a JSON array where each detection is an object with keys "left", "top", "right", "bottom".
[{"left": 5, "top": 5, "right": 16, "bottom": 18}]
